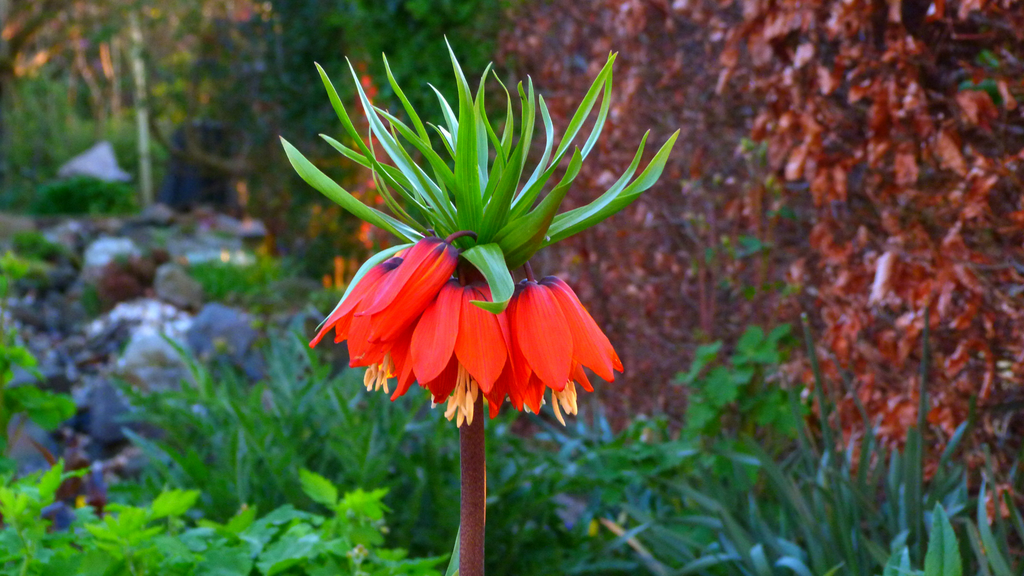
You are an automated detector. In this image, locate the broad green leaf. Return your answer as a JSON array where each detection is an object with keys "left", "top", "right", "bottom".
[
  {"left": 281, "top": 138, "right": 421, "bottom": 242},
  {"left": 924, "top": 505, "right": 962, "bottom": 576},
  {"left": 151, "top": 489, "right": 200, "bottom": 520},
  {"left": 318, "top": 244, "right": 411, "bottom": 330},
  {"left": 460, "top": 244, "right": 515, "bottom": 313},
  {"left": 298, "top": 469, "right": 338, "bottom": 508},
  {"left": 545, "top": 130, "right": 680, "bottom": 245},
  {"left": 445, "top": 526, "right": 461, "bottom": 576}
]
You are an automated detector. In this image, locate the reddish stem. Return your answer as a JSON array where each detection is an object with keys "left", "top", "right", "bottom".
[
  {"left": 459, "top": 394, "right": 486, "bottom": 576},
  {"left": 445, "top": 230, "right": 478, "bottom": 244},
  {"left": 522, "top": 262, "right": 536, "bottom": 282}
]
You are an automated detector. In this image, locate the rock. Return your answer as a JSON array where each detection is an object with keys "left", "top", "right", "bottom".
[
  {"left": 42, "top": 219, "right": 89, "bottom": 252},
  {"left": 135, "top": 203, "right": 175, "bottom": 227},
  {"left": 0, "top": 212, "right": 35, "bottom": 240},
  {"left": 117, "top": 329, "right": 189, "bottom": 392},
  {"left": 86, "top": 298, "right": 193, "bottom": 341},
  {"left": 6, "top": 415, "right": 60, "bottom": 474},
  {"left": 84, "top": 237, "right": 140, "bottom": 269},
  {"left": 186, "top": 303, "right": 263, "bottom": 378},
  {"left": 154, "top": 263, "right": 204, "bottom": 310},
  {"left": 56, "top": 141, "right": 131, "bottom": 182},
  {"left": 84, "top": 380, "right": 131, "bottom": 446}
]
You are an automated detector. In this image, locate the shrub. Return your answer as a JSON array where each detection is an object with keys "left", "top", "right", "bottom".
[
  {"left": 186, "top": 257, "right": 285, "bottom": 303},
  {"left": 32, "top": 176, "right": 136, "bottom": 216},
  {"left": 0, "top": 461, "right": 445, "bottom": 575}
]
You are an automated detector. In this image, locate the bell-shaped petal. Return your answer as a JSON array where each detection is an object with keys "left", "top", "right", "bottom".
[
  {"left": 410, "top": 280, "right": 462, "bottom": 383},
  {"left": 510, "top": 282, "right": 573, "bottom": 391},
  {"left": 454, "top": 286, "right": 508, "bottom": 393},
  {"left": 309, "top": 257, "right": 401, "bottom": 348},
  {"left": 361, "top": 238, "right": 458, "bottom": 342},
  {"left": 422, "top": 355, "right": 460, "bottom": 403},
  {"left": 541, "top": 276, "right": 622, "bottom": 380}
]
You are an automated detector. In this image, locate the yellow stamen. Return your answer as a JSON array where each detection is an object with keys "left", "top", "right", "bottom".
[
  {"left": 550, "top": 382, "right": 578, "bottom": 426},
  {"left": 443, "top": 365, "right": 479, "bottom": 427},
  {"left": 363, "top": 354, "right": 394, "bottom": 394}
]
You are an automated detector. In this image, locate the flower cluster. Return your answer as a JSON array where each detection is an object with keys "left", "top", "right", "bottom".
[{"left": 310, "top": 237, "right": 621, "bottom": 426}]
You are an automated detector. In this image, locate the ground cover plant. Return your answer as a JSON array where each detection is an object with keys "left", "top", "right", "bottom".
[{"left": 0, "top": 460, "right": 444, "bottom": 576}]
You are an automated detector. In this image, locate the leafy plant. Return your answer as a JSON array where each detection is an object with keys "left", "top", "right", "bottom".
[
  {"left": 32, "top": 176, "right": 136, "bottom": 216},
  {"left": 0, "top": 460, "right": 444, "bottom": 575},
  {"left": 628, "top": 313, "right": 1024, "bottom": 576},
  {"left": 120, "top": 332, "right": 695, "bottom": 575},
  {"left": 676, "top": 324, "right": 801, "bottom": 455},
  {"left": 11, "top": 231, "right": 68, "bottom": 262},
  {"left": 186, "top": 257, "right": 285, "bottom": 303},
  {"left": 0, "top": 253, "right": 76, "bottom": 471}
]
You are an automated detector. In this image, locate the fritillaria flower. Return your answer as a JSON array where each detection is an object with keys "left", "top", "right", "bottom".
[{"left": 285, "top": 44, "right": 676, "bottom": 576}]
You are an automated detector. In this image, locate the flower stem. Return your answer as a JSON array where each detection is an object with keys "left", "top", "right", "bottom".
[{"left": 459, "top": 393, "right": 486, "bottom": 576}]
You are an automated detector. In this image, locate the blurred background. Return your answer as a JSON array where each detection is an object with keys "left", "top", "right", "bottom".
[{"left": 1, "top": 0, "right": 1024, "bottom": 574}]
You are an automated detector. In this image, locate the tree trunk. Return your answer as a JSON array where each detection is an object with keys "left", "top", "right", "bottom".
[{"left": 129, "top": 11, "right": 152, "bottom": 206}]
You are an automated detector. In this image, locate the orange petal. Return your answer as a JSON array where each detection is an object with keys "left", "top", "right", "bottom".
[
  {"left": 505, "top": 294, "right": 533, "bottom": 411},
  {"left": 361, "top": 239, "right": 442, "bottom": 314},
  {"left": 347, "top": 313, "right": 387, "bottom": 367},
  {"left": 522, "top": 373, "right": 546, "bottom": 414},
  {"left": 366, "top": 241, "right": 458, "bottom": 342},
  {"left": 485, "top": 364, "right": 511, "bottom": 418},
  {"left": 389, "top": 329, "right": 417, "bottom": 400},
  {"left": 410, "top": 280, "right": 461, "bottom": 383},
  {"left": 309, "top": 258, "right": 399, "bottom": 348},
  {"left": 572, "top": 362, "right": 594, "bottom": 393},
  {"left": 423, "top": 355, "right": 460, "bottom": 403},
  {"left": 454, "top": 286, "right": 507, "bottom": 393},
  {"left": 542, "top": 276, "right": 621, "bottom": 380},
  {"left": 512, "top": 282, "right": 572, "bottom": 391}
]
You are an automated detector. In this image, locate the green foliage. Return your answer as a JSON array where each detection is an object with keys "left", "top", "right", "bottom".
[
  {"left": 0, "top": 460, "right": 443, "bottom": 576},
  {"left": 186, "top": 258, "right": 285, "bottom": 303},
  {"left": 121, "top": 333, "right": 686, "bottom": 575},
  {"left": 32, "top": 176, "right": 136, "bottom": 216},
  {"left": 627, "top": 315, "right": 1024, "bottom": 576},
  {"left": 0, "top": 254, "right": 77, "bottom": 470},
  {"left": 11, "top": 232, "right": 67, "bottom": 262},
  {"left": 676, "top": 325, "right": 801, "bottom": 452},
  {"left": 1, "top": 76, "right": 164, "bottom": 212}
]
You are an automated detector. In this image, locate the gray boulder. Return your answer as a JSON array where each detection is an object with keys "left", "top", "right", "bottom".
[
  {"left": 83, "top": 236, "right": 140, "bottom": 269},
  {"left": 154, "top": 263, "right": 204, "bottom": 310},
  {"left": 186, "top": 303, "right": 263, "bottom": 378},
  {"left": 118, "top": 329, "right": 190, "bottom": 393}
]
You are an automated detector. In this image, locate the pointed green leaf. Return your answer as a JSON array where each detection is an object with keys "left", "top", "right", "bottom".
[
  {"left": 924, "top": 505, "right": 962, "bottom": 576},
  {"left": 460, "top": 243, "right": 514, "bottom": 313},
  {"left": 497, "top": 148, "right": 583, "bottom": 268},
  {"left": 281, "top": 138, "right": 421, "bottom": 242},
  {"left": 346, "top": 59, "right": 456, "bottom": 228},
  {"left": 430, "top": 84, "right": 459, "bottom": 151},
  {"left": 299, "top": 469, "right": 338, "bottom": 508},
  {"left": 447, "top": 40, "right": 483, "bottom": 230},
  {"left": 545, "top": 130, "right": 679, "bottom": 245},
  {"left": 445, "top": 526, "right": 461, "bottom": 576}
]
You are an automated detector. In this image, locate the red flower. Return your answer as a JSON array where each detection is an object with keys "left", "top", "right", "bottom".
[
  {"left": 394, "top": 281, "right": 510, "bottom": 426},
  {"left": 309, "top": 237, "right": 458, "bottom": 394},
  {"left": 505, "top": 277, "right": 622, "bottom": 424}
]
